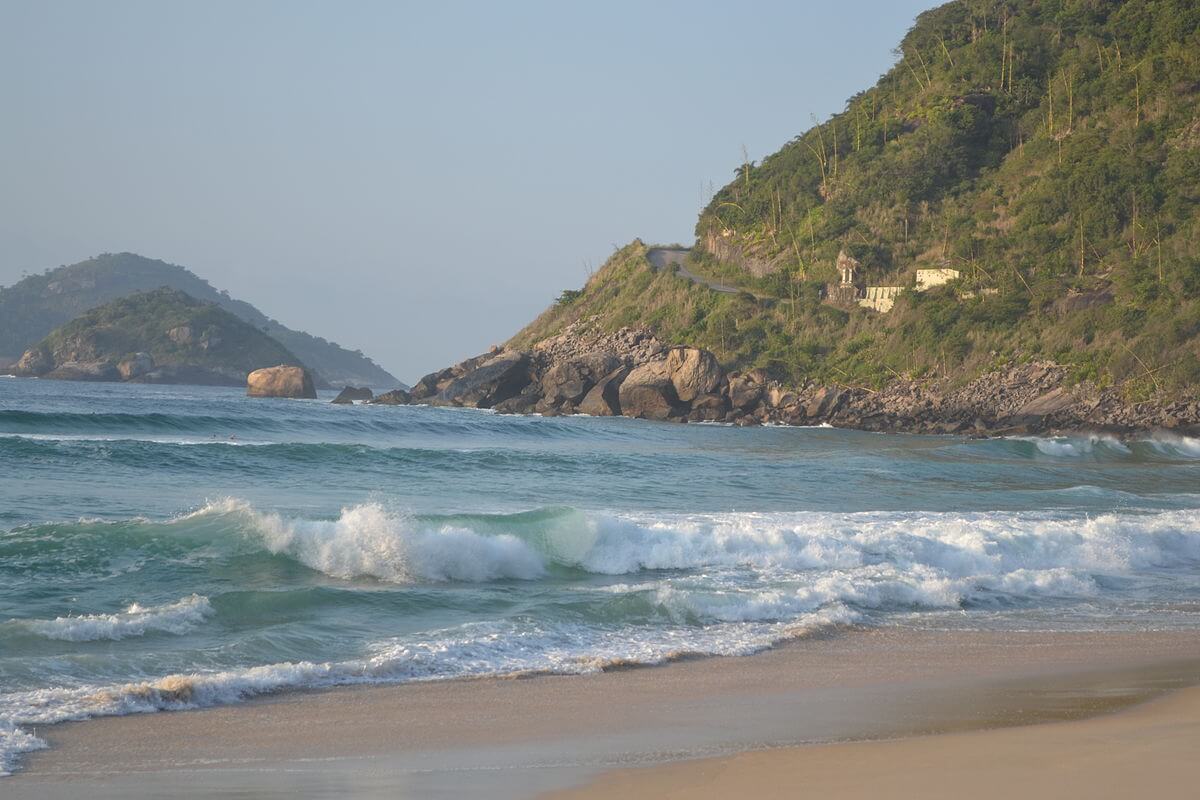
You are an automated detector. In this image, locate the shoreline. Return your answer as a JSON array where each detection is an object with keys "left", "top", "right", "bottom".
[{"left": 7, "top": 627, "right": 1200, "bottom": 798}]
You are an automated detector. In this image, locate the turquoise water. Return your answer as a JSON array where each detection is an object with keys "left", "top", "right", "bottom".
[{"left": 2, "top": 377, "right": 1200, "bottom": 774}]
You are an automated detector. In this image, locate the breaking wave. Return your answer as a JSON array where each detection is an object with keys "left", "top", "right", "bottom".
[{"left": 19, "top": 595, "right": 214, "bottom": 642}]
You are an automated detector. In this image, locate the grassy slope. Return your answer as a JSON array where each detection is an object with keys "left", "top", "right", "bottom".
[
  {"left": 517, "top": 0, "right": 1200, "bottom": 401},
  {"left": 36, "top": 288, "right": 302, "bottom": 374}
]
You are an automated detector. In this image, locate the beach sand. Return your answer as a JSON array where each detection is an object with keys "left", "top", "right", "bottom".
[
  {"left": 551, "top": 681, "right": 1200, "bottom": 800},
  {"left": 7, "top": 628, "right": 1200, "bottom": 798}
]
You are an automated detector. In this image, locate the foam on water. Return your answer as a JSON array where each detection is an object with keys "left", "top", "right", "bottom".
[
  {"left": 0, "top": 606, "right": 850, "bottom": 774},
  {"left": 19, "top": 595, "right": 214, "bottom": 641}
]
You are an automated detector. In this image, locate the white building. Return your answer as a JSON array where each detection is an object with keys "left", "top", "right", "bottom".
[{"left": 914, "top": 268, "right": 961, "bottom": 292}]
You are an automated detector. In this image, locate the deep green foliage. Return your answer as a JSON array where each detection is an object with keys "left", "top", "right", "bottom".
[
  {"left": 35, "top": 288, "right": 302, "bottom": 373},
  {"left": 0, "top": 253, "right": 399, "bottom": 386},
  {"left": 518, "top": 0, "right": 1200, "bottom": 398}
]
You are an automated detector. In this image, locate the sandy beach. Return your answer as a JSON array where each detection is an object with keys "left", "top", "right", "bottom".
[{"left": 7, "top": 628, "right": 1200, "bottom": 799}]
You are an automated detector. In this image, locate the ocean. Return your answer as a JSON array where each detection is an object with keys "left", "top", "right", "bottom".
[{"left": 2, "top": 377, "right": 1199, "bottom": 775}]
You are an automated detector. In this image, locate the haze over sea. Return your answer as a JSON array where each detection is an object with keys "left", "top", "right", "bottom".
[{"left": 2, "top": 378, "right": 1200, "bottom": 774}]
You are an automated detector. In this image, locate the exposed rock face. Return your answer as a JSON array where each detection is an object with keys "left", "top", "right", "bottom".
[
  {"left": 578, "top": 367, "right": 629, "bottom": 417},
  {"left": 372, "top": 388, "right": 411, "bottom": 405},
  {"left": 438, "top": 351, "right": 532, "bottom": 408},
  {"left": 618, "top": 360, "right": 681, "bottom": 420},
  {"left": 332, "top": 386, "right": 373, "bottom": 404},
  {"left": 665, "top": 347, "right": 723, "bottom": 403},
  {"left": 117, "top": 352, "right": 154, "bottom": 380},
  {"left": 14, "top": 347, "right": 52, "bottom": 376},
  {"left": 368, "top": 316, "right": 1199, "bottom": 437},
  {"left": 247, "top": 365, "right": 317, "bottom": 399}
]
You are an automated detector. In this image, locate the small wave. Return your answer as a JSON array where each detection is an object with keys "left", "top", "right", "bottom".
[
  {"left": 19, "top": 595, "right": 214, "bottom": 641},
  {"left": 0, "top": 607, "right": 849, "bottom": 775},
  {"left": 1009, "top": 434, "right": 1131, "bottom": 458}
]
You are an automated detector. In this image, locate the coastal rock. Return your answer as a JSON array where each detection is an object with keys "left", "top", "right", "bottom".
[
  {"left": 437, "top": 351, "right": 532, "bottom": 408},
  {"left": 578, "top": 367, "right": 630, "bottom": 417},
  {"left": 117, "top": 352, "right": 154, "bottom": 380},
  {"left": 540, "top": 360, "right": 594, "bottom": 406},
  {"left": 45, "top": 360, "right": 118, "bottom": 381},
  {"left": 665, "top": 347, "right": 724, "bottom": 403},
  {"left": 332, "top": 386, "right": 374, "bottom": 404},
  {"left": 687, "top": 392, "right": 729, "bottom": 421},
  {"left": 727, "top": 373, "right": 764, "bottom": 411},
  {"left": 805, "top": 386, "right": 848, "bottom": 419},
  {"left": 246, "top": 365, "right": 317, "bottom": 399},
  {"left": 14, "top": 347, "right": 52, "bottom": 376},
  {"left": 371, "top": 388, "right": 411, "bottom": 405},
  {"left": 618, "top": 360, "right": 681, "bottom": 420}
]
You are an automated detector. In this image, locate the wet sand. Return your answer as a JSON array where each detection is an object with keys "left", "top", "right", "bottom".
[
  {"left": 551, "top": 682, "right": 1200, "bottom": 800},
  {"left": 7, "top": 628, "right": 1200, "bottom": 799}
]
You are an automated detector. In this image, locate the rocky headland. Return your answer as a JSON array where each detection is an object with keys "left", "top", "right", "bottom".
[{"left": 371, "top": 319, "right": 1200, "bottom": 438}]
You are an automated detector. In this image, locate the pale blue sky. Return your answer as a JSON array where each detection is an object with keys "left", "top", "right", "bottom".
[{"left": 1, "top": 0, "right": 934, "bottom": 380}]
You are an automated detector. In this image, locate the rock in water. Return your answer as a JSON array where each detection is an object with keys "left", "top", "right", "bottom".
[
  {"left": 437, "top": 351, "right": 532, "bottom": 408},
  {"left": 247, "top": 365, "right": 317, "bottom": 399},
  {"left": 665, "top": 347, "right": 724, "bottom": 403},
  {"left": 370, "top": 388, "right": 411, "bottom": 405},
  {"left": 618, "top": 360, "right": 681, "bottom": 420},
  {"left": 578, "top": 367, "right": 629, "bottom": 417},
  {"left": 332, "top": 386, "right": 373, "bottom": 404}
]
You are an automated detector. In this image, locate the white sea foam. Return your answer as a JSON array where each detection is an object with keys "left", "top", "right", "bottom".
[
  {"left": 0, "top": 432, "right": 272, "bottom": 446},
  {"left": 190, "top": 500, "right": 545, "bottom": 582},
  {"left": 21, "top": 595, "right": 214, "bottom": 641},
  {"left": 0, "top": 607, "right": 847, "bottom": 775}
]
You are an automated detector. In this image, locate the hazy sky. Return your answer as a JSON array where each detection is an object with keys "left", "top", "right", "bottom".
[{"left": 1, "top": 0, "right": 933, "bottom": 381}]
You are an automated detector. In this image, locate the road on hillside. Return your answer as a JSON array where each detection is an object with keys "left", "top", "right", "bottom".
[{"left": 646, "top": 248, "right": 741, "bottom": 294}]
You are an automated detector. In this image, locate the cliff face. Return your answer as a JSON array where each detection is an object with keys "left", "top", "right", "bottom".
[{"left": 11, "top": 288, "right": 306, "bottom": 386}]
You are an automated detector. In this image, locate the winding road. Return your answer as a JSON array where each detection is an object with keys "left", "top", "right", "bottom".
[{"left": 646, "top": 247, "right": 741, "bottom": 294}]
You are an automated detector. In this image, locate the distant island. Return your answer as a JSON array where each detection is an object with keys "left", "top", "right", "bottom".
[
  {"left": 0, "top": 252, "right": 401, "bottom": 388},
  {"left": 372, "top": 0, "right": 1200, "bottom": 436},
  {"left": 10, "top": 288, "right": 308, "bottom": 386}
]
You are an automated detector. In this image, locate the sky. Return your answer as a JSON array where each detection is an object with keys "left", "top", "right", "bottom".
[{"left": 0, "top": 0, "right": 934, "bottom": 381}]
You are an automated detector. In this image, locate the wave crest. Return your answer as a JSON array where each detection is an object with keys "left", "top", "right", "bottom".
[{"left": 20, "top": 595, "right": 214, "bottom": 641}]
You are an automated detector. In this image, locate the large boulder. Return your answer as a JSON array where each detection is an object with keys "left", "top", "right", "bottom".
[
  {"left": 578, "top": 367, "right": 629, "bottom": 417},
  {"left": 618, "top": 360, "right": 681, "bottom": 420},
  {"left": 247, "top": 365, "right": 317, "bottom": 398},
  {"left": 540, "top": 360, "right": 594, "bottom": 406},
  {"left": 117, "top": 352, "right": 154, "bottom": 380},
  {"left": 437, "top": 351, "right": 532, "bottom": 408},
  {"left": 804, "top": 386, "right": 848, "bottom": 419},
  {"left": 727, "top": 372, "right": 764, "bottom": 412},
  {"left": 665, "top": 347, "right": 724, "bottom": 403},
  {"left": 332, "top": 386, "right": 374, "bottom": 404}
]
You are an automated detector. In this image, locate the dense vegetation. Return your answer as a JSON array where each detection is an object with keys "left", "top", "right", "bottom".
[
  {"left": 30, "top": 288, "right": 303, "bottom": 375},
  {"left": 516, "top": 0, "right": 1200, "bottom": 400},
  {"left": 0, "top": 253, "right": 400, "bottom": 387}
]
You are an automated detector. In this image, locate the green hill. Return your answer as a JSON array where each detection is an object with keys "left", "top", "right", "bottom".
[
  {"left": 515, "top": 0, "right": 1200, "bottom": 403},
  {"left": 13, "top": 288, "right": 304, "bottom": 385},
  {"left": 0, "top": 252, "right": 401, "bottom": 388}
]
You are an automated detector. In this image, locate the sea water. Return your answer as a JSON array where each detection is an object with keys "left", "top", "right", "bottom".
[{"left": 1, "top": 378, "right": 1199, "bottom": 774}]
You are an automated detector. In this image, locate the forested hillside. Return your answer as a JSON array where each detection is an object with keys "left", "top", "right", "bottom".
[
  {"left": 517, "top": 0, "right": 1200, "bottom": 401},
  {"left": 0, "top": 253, "right": 400, "bottom": 387}
]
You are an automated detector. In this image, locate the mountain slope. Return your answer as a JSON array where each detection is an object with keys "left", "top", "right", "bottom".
[
  {"left": 14, "top": 288, "right": 304, "bottom": 384},
  {"left": 516, "top": 0, "right": 1200, "bottom": 403},
  {"left": 0, "top": 253, "right": 401, "bottom": 387}
]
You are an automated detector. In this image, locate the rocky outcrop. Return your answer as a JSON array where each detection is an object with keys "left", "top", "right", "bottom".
[
  {"left": 247, "top": 365, "right": 317, "bottom": 399},
  {"left": 366, "top": 318, "right": 1200, "bottom": 437},
  {"left": 618, "top": 360, "right": 682, "bottom": 420},
  {"left": 117, "top": 352, "right": 154, "bottom": 380},
  {"left": 331, "top": 386, "right": 373, "bottom": 404}
]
